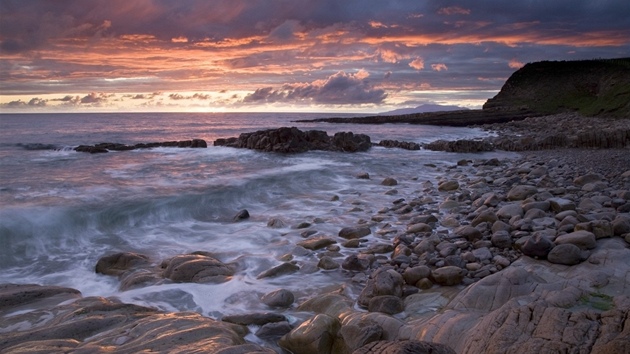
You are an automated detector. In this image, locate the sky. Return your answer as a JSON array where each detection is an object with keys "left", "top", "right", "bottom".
[{"left": 1, "top": 0, "right": 629, "bottom": 113}]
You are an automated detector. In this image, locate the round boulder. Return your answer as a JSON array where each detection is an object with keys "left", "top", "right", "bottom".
[
  {"left": 431, "top": 266, "right": 465, "bottom": 286},
  {"left": 261, "top": 288, "right": 295, "bottom": 308},
  {"left": 547, "top": 244, "right": 585, "bottom": 265}
]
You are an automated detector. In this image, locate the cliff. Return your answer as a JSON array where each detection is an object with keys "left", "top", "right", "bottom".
[{"left": 483, "top": 58, "right": 630, "bottom": 117}]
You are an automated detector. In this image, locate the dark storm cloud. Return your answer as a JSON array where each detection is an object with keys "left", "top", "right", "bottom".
[{"left": 242, "top": 70, "right": 387, "bottom": 105}]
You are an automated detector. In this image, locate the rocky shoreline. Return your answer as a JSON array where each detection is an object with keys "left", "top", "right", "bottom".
[{"left": 2, "top": 114, "right": 630, "bottom": 353}]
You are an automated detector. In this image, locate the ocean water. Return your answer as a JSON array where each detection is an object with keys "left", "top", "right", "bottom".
[{"left": 0, "top": 112, "right": 512, "bottom": 319}]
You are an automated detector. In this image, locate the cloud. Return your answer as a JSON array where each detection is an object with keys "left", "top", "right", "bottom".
[
  {"left": 438, "top": 6, "right": 471, "bottom": 15},
  {"left": 409, "top": 58, "right": 425, "bottom": 70},
  {"left": 80, "top": 92, "right": 110, "bottom": 104},
  {"left": 242, "top": 70, "right": 387, "bottom": 105},
  {"left": 431, "top": 63, "right": 448, "bottom": 71},
  {"left": 168, "top": 93, "right": 212, "bottom": 100},
  {"left": 1, "top": 97, "right": 47, "bottom": 108},
  {"left": 509, "top": 58, "right": 525, "bottom": 69}
]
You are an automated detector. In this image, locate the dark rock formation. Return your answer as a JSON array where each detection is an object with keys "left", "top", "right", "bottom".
[
  {"left": 75, "top": 139, "right": 207, "bottom": 153},
  {"left": 215, "top": 127, "right": 371, "bottom": 153},
  {"left": 484, "top": 58, "right": 630, "bottom": 117},
  {"left": 377, "top": 140, "right": 421, "bottom": 150},
  {"left": 424, "top": 139, "right": 493, "bottom": 153}
]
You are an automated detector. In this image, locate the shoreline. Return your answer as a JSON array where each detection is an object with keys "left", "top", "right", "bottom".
[{"left": 2, "top": 115, "right": 630, "bottom": 353}]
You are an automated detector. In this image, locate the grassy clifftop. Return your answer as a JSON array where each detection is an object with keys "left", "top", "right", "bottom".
[{"left": 483, "top": 58, "right": 630, "bottom": 117}]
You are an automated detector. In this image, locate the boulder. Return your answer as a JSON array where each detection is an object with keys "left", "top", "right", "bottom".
[
  {"left": 547, "top": 243, "right": 585, "bottom": 265},
  {"left": 403, "top": 265, "right": 431, "bottom": 285},
  {"left": 298, "top": 236, "right": 337, "bottom": 250},
  {"left": 521, "top": 233, "right": 554, "bottom": 258},
  {"left": 279, "top": 314, "right": 340, "bottom": 354},
  {"left": 233, "top": 209, "right": 250, "bottom": 221},
  {"left": 507, "top": 185, "right": 538, "bottom": 200},
  {"left": 342, "top": 254, "right": 372, "bottom": 271},
  {"left": 406, "top": 223, "right": 432, "bottom": 234},
  {"left": 261, "top": 289, "right": 295, "bottom": 308},
  {"left": 332, "top": 131, "right": 372, "bottom": 152},
  {"left": 548, "top": 197, "right": 576, "bottom": 212},
  {"left": 95, "top": 252, "right": 150, "bottom": 276},
  {"left": 491, "top": 231, "right": 513, "bottom": 249},
  {"left": 431, "top": 266, "right": 465, "bottom": 286},
  {"left": 438, "top": 180, "right": 459, "bottom": 191},
  {"left": 453, "top": 225, "right": 483, "bottom": 242},
  {"left": 381, "top": 178, "right": 398, "bottom": 186},
  {"left": 256, "top": 262, "right": 300, "bottom": 279},
  {"left": 555, "top": 230, "right": 597, "bottom": 250},
  {"left": 162, "top": 254, "right": 234, "bottom": 283},
  {"left": 318, "top": 256, "right": 340, "bottom": 270},
  {"left": 255, "top": 321, "right": 293, "bottom": 339},
  {"left": 368, "top": 295, "right": 404, "bottom": 315},
  {"left": 339, "top": 226, "right": 371, "bottom": 239},
  {"left": 358, "top": 269, "right": 404, "bottom": 308},
  {"left": 471, "top": 209, "right": 498, "bottom": 226},
  {"left": 612, "top": 216, "right": 630, "bottom": 236},
  {"left": 222, "top": 312, "right": 286, "bottom": 326},
  {"left": 339, "top": 321, "right": 383, "bottom": 352},
  {"left": 497, "top": 203, "right": 524, "bottom": 219}
]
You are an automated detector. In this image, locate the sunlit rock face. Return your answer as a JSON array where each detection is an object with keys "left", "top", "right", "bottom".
[{"left": 0, "top": 284, "right": 274, "bottom": 353}]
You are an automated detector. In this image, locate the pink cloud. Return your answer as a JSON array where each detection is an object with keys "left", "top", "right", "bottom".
[
  {"left": 431, "top": 63, "right": 448, "bottom": 71},
  {"left": 409, "top": 58, "right": 425, "bottom": 70}
]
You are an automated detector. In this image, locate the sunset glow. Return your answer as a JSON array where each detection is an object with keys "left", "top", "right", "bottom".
[{"left": 1, "top": 0, "right": 628, "bottom": 113}]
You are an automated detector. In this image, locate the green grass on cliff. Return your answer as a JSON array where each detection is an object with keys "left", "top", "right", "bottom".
[{"left": 485, "top": 58, "right": 630, "bottom": 118}]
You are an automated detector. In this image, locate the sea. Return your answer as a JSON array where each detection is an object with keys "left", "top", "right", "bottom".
[{"left": 0, "top": 112, "right": 514, "bottom": 322}]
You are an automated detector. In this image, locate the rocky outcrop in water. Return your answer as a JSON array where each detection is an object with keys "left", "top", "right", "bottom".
[
  {"left": 377, "top": 140, "right": 421, "bottom": 150},
  {"left": 74, "top": 139, "right": 207, "bottom": 153},
  {"left": 425, "top": 113, "right": 630, "bottom": 152},
  {"left": 214, "top": 127, "right": 371, "bottom": 153}
]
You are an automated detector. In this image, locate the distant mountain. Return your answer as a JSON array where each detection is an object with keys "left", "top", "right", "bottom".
[{"left": 379, "top": 103, "right": 469, "bottom": 115}]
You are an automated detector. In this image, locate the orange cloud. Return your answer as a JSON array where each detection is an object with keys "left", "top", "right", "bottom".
[
  {"left": 509, "top": 59, "right": 525, "bottom": 69},
  {"left": 431, "top": 63, "right": 448, "bottom": 71},
  {"left": 409, "top": 58, "right": 425, "bottom": 70}
]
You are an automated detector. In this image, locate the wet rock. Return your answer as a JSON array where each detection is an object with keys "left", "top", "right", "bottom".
[
  {"left": 358, "top": 269, "right": 404, "bottom": 308},
  {"left": 356, "top": 172, "right": 370, "bottom": 179},
  {"left": 318, "top": 256, "right": 340, "bottom": 270},
  {"left": 298, "top": 236, "right": 337, "bottom": 250},
  {"left": 0, "top": 287, "right": 271, "bottom": 353},
  {"left": 267, "top": 218, "right": 286, "bottom": 228},
  {"left": 162, "top": 254, "right": 234, "bottom": 283},
  {"left": 339, "top": 321, "right": 383, "bottom": 352},
  {"left": 521, "top": 233, "right": 554, "bottom": 258},
  {"left": 0, "top": 284, "right": 81, "bottom": 310},
  {"left": 342, "top": 254, "right": 371, "bottom": 271},
  {"left": 381, "top": 177, "right": 398, "bottom": 186},
  {"left": 279, "top": 313, "right": 340, "bottom": 354},
  {"left": 507, "top": 185, "right": 538, "bottom": 201},
  {"left": 438, "top": 180, "right": 459, "bottom": 191},
  {"left": 261, "top": 289, "right": 295, "bottom": 308},
  {"left": 378, "top": 139, "right": 421, "bottom": 150},
  {"left": 222, "top": 312, "right": 286, "bottom": 326},
  {"left": 555, "top": 230, "right": 597, "bottom": 250},
  {"left": 255, "top": 321, "right": 293, "bottom": 339},
  {"left": 233, "top": 209, "right": 250, "bottom": 221},
  {"left": 406, "top": 223, "right": 432, "bottom": 233},
  {"left": 368, "top": 295, "right": 403, "bottom": 315},
  {"left": 353, "top": 340, "right": 456, "bottom": 354},
  {"left": 256, "top": 262, "right": 300, "bottom": 279},
  {"left": 339, "top": 226, "right": 371, "bottom": 239},
  {"left": 431, "top": 266, "right": 465, "bottom": 286},
  {"left": 547, "top": 243, "right": 586, "bottom": 265},
  {"left": 95, "top": 252, "right": 150, "bottom": 276}
]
